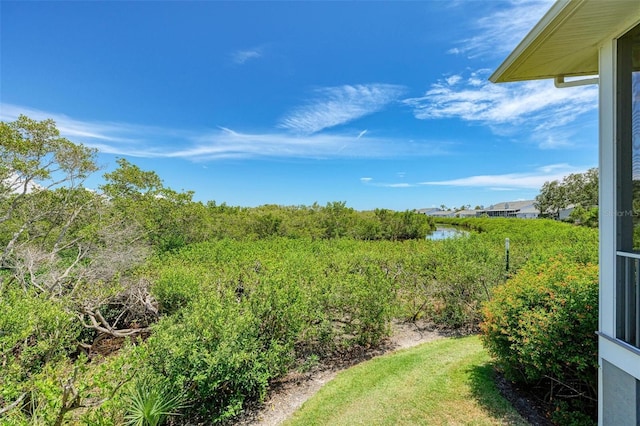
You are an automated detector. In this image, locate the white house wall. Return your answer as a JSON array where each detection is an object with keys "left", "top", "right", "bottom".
[
  {"left": 599, "top": 32, "right": 616, "bottom": 345},
  {"left": 598, "top": 21, "right": 640, "bottom": 426},
  {"left": 598, "top": 36, "right": 616, "bottom": 426}
]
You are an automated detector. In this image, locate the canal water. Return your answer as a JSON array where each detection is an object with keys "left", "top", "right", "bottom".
[{"left": 426, "top": 226, "right": 469, "bottom": 241}]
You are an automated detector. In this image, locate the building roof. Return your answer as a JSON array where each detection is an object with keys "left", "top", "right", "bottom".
[
  {"left": 484, "top": 200, "right": 536, "bottom": 212},
  {"left": 455, "top": 209, "right": 479, "bottom": 216},
  {"left": 490, "top": 0, "right": 640, "bottom": 83},
  {"left": 416, "top": 208, "right": 441, "bottom": 214},
  {"left": 517, "top": 205, "right": 541, "bottom": 214},
  {"left": 428, "top": 210, "right": 456, "bottom": 217}
]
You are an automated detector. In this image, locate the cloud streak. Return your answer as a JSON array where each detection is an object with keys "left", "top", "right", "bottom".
[
  {"left": 0, "top": 103, "right": 199, "bottom": 157},
  {"left": 176, "top": 127, "right": 444, "bottom": 161},
  {"left": 279, "top": 84, "right": 405, "bottom": 134},
  {"left": 1, "top": 103, "right": 140, "bottom": 144},
  {"left": 231, "top": 48, "right": 262, "bottom": 64},
  {"left": 1, "top": 103, "right": 449, "bottom": 161},
  {"left": 360, "top": 178, "right": 417, "bottom": 188},
  {"left": 419, "top": 164, "right": 586, "bottom": 190},
  {"left": 449, "top": 0, "right": 554, "bottom": 59},
  {"left": 360, "top": 164, "right": 583, "bottom": 191}
]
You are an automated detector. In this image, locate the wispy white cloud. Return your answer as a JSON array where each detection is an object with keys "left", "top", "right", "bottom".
[
  {"left": 403, "top": 70, "right": 597, "bottom": 148},
  {"left": 359, "top": 177, "right": 416, "bottom": 188},
  {"left": 448, "top": 0, "right": 554, "bottom": 59},
  {"left": 419, "top": 164, "right": 586, "bottom": 190},
  {"left": 445, "top": 75, "right": 462, "bottom": 86},
  {"left": 279, "top": 84, "right": 405, "bottom": 134},
  {"left": 0, "top": 103, "right": 199, "bottom": 157},
  {"left": 413, "top": 1, "right": 596, "bottom": 149},
  {"left": 231, "top": 48, "right": 262, "bottom": 65},
  {"left": 178, "top": 127, "right": 440, "bottom": 161},
  {"left": 358, "top": 164, "right": 584, "bottom": 191},
  {"left": 1, "top": 103, "right": 139, "bottom": 144},
  {"left": 384, "top": 183, "right": 413, "bottom": 188},
  {"left": 1, "top": 103, "right": 449, "bottom": 161}
]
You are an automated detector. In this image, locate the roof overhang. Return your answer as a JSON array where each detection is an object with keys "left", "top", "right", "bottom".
[{"left": 490, "top": 0, "right": 640, "bottom": 83}]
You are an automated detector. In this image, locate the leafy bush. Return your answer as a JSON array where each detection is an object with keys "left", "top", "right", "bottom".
[
  {"left": 1, "top": 286, "right": 81, "bottom": 396},
  {"left": 141, "top": 291, "right": 295, "bottom": 423},
  {"left": 427, "top": 236, "right": 505, "bottom": 329},
  {"left": 481, "top": 255, "right": 598, "bottom": 423},
  {"left": 141, "top": 239, "right": 402, "bottom": 422}
]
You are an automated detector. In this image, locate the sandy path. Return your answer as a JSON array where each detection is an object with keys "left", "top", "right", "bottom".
[{"left": 236, "top": 321, "right": 445, "bottom": 426}]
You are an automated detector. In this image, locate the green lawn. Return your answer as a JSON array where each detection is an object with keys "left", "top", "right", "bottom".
[{"left": 285, "top": 336, "right": 527, "bottom": 426}]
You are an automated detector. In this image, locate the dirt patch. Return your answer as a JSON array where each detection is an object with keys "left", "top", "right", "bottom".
[
  {"left": 494, "top": 373, "right": 554, "bottom": 426},
  {"left": 235, "top": 320, "right": 446, "bottom": 426}
]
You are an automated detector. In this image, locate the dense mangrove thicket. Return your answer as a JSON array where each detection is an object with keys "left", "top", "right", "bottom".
[
  {"left": 1, "top": 217, "right": 598, "bottom": 424},
  {"left": 1, "top": 117, "right": 599, "bottom": 424}
]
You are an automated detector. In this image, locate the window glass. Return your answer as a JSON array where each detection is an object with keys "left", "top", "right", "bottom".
[
  {"left": 617, "top": 24, "right": 640, "bottom": 345},
  {"left": 631, "top": 64, "right": 640, "bottom": 251},
  {"left": 618, "top": 25, "right": 640, "bottom": 251},
  {"left": 632, "top": 34, "right": 640, "bottom": 249}
]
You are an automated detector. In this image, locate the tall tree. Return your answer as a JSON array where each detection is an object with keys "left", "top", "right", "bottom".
[
  {"left": 535, "top": 168, "right": 598, "bottom": 218},
  {"left": 101, "top": 158, "right": 211, "bottom": 251},
  {"left": 0, "top": 115, "right": 98, "bottom": 269},
  {"left": 0, "top": 116, "right": 153, "bottom": 343},
  {"left": 101, "top": 157, "right": 163, "bottom": 201}
]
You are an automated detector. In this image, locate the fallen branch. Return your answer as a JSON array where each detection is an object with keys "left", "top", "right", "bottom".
[
  {"left": 0, "top": 392, "right": 27, "bottom": 416},
  {"left": 80, "top": 308, "right": 151, "bottom": 338},
  {"left": 543, "top": 375, "right": 597, "bottom": 402}
]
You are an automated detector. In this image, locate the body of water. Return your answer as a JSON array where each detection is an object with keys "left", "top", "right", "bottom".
[{"left": 426, "top": 226, "right": 469, "bottom": 241}]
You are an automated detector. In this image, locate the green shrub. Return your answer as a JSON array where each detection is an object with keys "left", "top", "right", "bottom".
[
  {"left": 140, "top": 239, "right": 400, "bottom": 422},
  {"left": 76, "top": 220, "right": 601, "bottom": 424},
  {"left": 428, "top": 236, "right": 505, "bottom": 329},
  {"left": 149, "top": 266, "right": 202, "bottom": 314},
  {"left": 318, "top": 255, "right": 394, "bottom": 347},
  {"left": 141, "top": 286, "right": 296, "bottom": 423},
  {"left": 1, "top": 286, "right": 82, "bottom": 413},
  {"left": 481, "top": 255, "right": 598, "bottom": 422}
]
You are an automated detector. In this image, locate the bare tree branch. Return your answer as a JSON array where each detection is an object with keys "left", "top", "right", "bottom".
[
  {"left": 0, "top": 392, "right": 27, "bottom": 416},
  {"left": 80, "top": 308, "right": 152, "bottom": 339},
  {"left": 543, "top": 375, "right": 597, "bottom": 402}
]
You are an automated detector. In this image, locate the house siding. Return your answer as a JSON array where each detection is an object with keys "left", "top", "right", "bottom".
[
  {"left": 477, "top": 200, "right": 539, "bottom": 218},
  {"left": 602, "top": 360, "right": 638, "bottom": 426}
]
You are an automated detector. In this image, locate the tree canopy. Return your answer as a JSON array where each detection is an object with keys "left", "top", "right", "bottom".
[{"left": 535, "top": 168, "right": 598, "bottom": 218}]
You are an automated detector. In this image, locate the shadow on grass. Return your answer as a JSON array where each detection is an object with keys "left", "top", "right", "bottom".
[{"left": 466, "top": 362, "right": 553, "bottom": 426}]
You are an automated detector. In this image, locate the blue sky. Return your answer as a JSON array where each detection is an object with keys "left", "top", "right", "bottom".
[{"left": 1, "top": 0, "right": 599, "bottom": 211}]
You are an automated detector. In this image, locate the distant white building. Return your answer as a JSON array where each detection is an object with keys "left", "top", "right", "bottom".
[
  {"left": 455, "top": 209, "right": 479, "bottom": 218},
  {"left": 428, "top": 210, "right": 457, "bottom": 218},
  {"left": 516, "top": 204, "right": 540, "bottom": 219},
  {"left": 416, "top": 208, "right": 442, "bottom": 216},
  {"left": 416, "top": 208, "right": 458, "bottom": 218},
  {"left": 477, "top": 200, "right": 539, "bottom": 219},
  {"left": 558, "top": 205, "right": 576, "bottom": 221}
]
